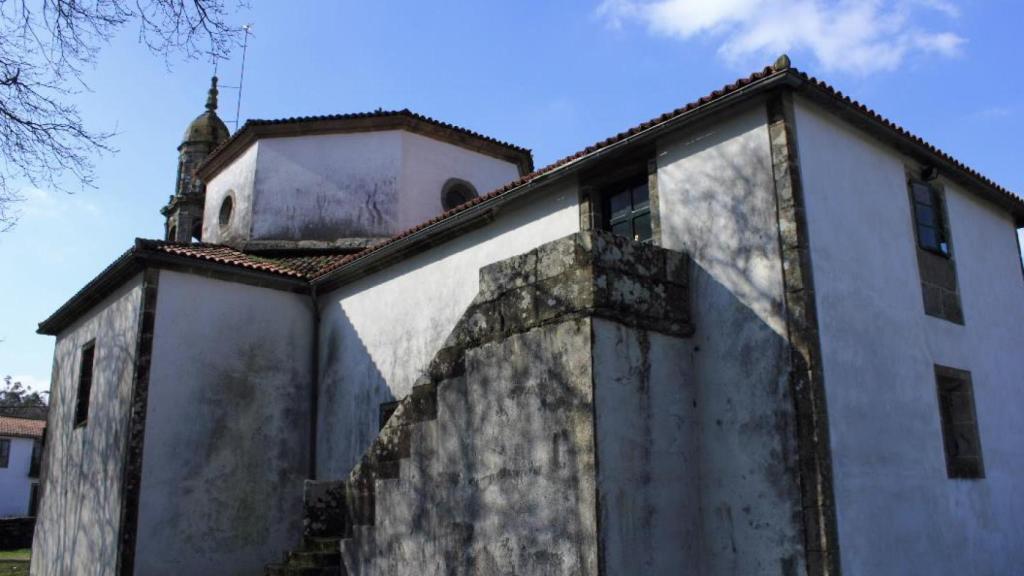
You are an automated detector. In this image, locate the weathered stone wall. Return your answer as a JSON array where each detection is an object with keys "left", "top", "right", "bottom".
[
  {"left": 31, "top": 276, "right": 144, "bottom": 576},
  {"left": 135, "top": 270, "right": 314, "bottom": 575},
  {"left": 316, "top": 182, "right": 579, "bottom": 479},
  {"left": 657, "top": 103, "right": 805, "bottom": 574},
  {"left": 592, "top": 318, "right": 698, "bottom": 575},
  {"left": 346, "top": 319, "right": 599, "bottom": 575},
  {"left": 290, "top": 231, "right": 698, "bottom": 576}
]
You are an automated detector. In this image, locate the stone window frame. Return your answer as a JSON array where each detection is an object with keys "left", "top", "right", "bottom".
[
  {"left": 441, "top": 178, "right": 478, "bottom": 212},
  {"left": 934, "top": 365, "right": 985, "bottom": 479},
  {"left": 1016, "top": 226, "right": 1024, "bottom": 283},
  {"left": 0, "top": 438, "right": 9, "bottom": 468},
  {"left": 579, "top": 155, "right": 662, "bottom": 246},
  {"left": 74, "top": 339, "right": 96, "bottom": 428},
  {"left": 909, "top": 178, "right": 952, "bottom": 257},
  {"left": 906, "top": 169, "right": 964, "bottom": 325}
]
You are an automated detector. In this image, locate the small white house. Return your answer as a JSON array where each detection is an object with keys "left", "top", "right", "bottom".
[{"left": 0, "top": 416, "right": 44, "bottom": 518}]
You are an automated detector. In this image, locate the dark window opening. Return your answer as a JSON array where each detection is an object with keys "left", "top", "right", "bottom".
[
  {"left": 935, "top": 366, "right": 984, "bottom": 479},
  {"left": 74, "top": 341, "right": 96, "bottom": 428},
  {"left": 379, "top": 401, "right": 400, "bottom": 431},
  {"left": 28, "top": 483, "right": 40, "bottom": 517},
  {"left": 191, "top": 219, "right": 203, "bottom": 242},
  {"left": 29, "top": 439, "right": 41, "bottom": 478},
  {"left": 442, "top": 179, "right": 478, "bottom": 211},
  {"left": 0, "top": 438, "right": 9, "bottom": 468},
  {"left": 910, "top": 181, "right": 950, "bottom": 257},
  {"left": 602, "top": 176, "right": 652, "bottom": 243},
  {"left": 218, "top": 194, "right": 234, "bottom": 229}
]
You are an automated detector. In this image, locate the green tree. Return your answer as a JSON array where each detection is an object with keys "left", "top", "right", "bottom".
[{"left": 1, "top": 375, "right": 49, "bottom": 418}]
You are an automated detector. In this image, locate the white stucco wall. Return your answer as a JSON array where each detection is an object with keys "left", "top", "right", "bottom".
[
  {"left": 135, "top": 270, "right": 314, "bottom": 576},
  {"left": 202, "top": 130, "right": 521, "bottom": 245},
  {"left": 202, "top": 143, "right": 259, "bottom": 244},
  {"left": 398, "top": 131, "right": 521, "bottom": 229},
  {"left": 592, "top": 319, "right": 699, "bottom": 575},
  {"left": 251, "top": 132, "right": 403, "bottom": 241},
  {"left": 794, "top": 98, "right": 1024, "bottom": 575},
  {"left": 0, "top": 436, "right": 36, "bottom": 517},
  {"left": 31, "top": 275, "right": 144, "bottom": 576},
  {"left": 316, "top": 182, "right": 580, "bottom": 479},
  {"left": 657, "top": 103, "right": 805, "bottom": 573}
]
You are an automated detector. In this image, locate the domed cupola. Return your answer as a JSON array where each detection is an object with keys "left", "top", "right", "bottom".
[{"left": 161, "top": 77, "right": 231, "bottom": 243}]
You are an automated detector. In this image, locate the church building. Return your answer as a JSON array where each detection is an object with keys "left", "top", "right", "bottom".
[{"left": 30, "top": 57, "right": 1024, "bottom": 576}]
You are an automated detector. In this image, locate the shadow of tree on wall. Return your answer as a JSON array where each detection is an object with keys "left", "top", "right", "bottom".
[
  {"left": 658, "top": 116, "right": 804, "bottom": 574},
  {"left": 32, "top": 279, "right": 142, "bottom": 575}
]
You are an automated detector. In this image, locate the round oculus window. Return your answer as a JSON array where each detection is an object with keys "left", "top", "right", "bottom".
[
  {"left": 218, "top": 195, "right": 234, "bottom": 229},
  {"left": 442, "top": 179, "right": 478, "bottom": 211}
]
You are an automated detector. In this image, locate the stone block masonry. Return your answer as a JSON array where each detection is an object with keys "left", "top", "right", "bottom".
[{"left": 271, "top": 231, "right": 694, "bottom": 575}]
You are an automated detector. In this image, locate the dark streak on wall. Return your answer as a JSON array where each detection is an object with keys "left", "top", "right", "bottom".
[{"left": 115, "top": 267, "right": 160, "bottom": 576}]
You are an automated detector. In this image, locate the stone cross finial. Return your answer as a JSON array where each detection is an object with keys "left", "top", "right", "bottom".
[{"left": 206, "top": 76, "right": 219, "bottom": 112}]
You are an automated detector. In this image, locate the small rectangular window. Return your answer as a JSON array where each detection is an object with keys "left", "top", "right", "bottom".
[
  {"left": 0, "top": 438, "right": 10, "bottom": 468},
  {"left": 74, "top": 341, "right": 96, "bottom": 428},
  {"left": 28, "top": 483, "right": 40, "bottom": 517},
  {"left": 910, "top": 181, "right": 950, "bottom": 257},
  {"left": 602, "top": 177, "right": 653, "bottom": 244},
  {"left": 935, "top": 366, "right": 984, "bottom": 479}
]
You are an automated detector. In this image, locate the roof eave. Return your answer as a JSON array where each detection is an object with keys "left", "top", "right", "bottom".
[
  {"left": 196, "top": 113, "right": 535, "bottom": 182},
  {"left": 788, "top": 76, "right": 1024, "bottom": 224},
  {"left": 313, "top": 70, "right": 793, "bottom": 292},
  {"left": 37, "top": 241, "right": 312, "bottom": 336}
]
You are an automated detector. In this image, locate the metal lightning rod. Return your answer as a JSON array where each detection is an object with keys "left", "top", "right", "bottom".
[{"left": 233, "top": 24, "right": 254, "bottom": 131}]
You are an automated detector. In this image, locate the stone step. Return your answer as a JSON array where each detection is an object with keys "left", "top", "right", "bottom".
[
  {"left": 287, "top": 548, "right": 341, "bottom": 568},
  {"left": 265, "top": 563, "right": 343, "bottom": 576},
  {"left": 302, "top": 536, "right": 341, "bottom": 554}
]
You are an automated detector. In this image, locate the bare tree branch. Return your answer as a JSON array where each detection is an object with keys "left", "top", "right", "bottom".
[{"left": 0, "top": 0, "right": 246, "bottom": 231}]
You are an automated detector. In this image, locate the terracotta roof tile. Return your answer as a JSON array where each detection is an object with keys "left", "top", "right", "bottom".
[
  {"left": 199, "top": 108, "right": 533, "bottom": 179},
  {"left": 40, "top": 60, "right": 1024, "bottom": 334},
  {"left": 309, "top": 63, "right": 1022, "bottom": 281},
  {"left": 144, "top": 241, "right": 351, "bottom": 279},
  {"left": 0, "top": 416, "right": 45, "bottom": 439}
]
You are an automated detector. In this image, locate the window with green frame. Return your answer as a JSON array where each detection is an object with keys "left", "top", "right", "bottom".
[{"left": 602, "top": 177, "right": 652, "bottom": 243}]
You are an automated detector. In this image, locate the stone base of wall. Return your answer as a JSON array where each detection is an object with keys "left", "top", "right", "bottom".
[{"left": 0, "top": 517, "right": 35, "bottom": 550}]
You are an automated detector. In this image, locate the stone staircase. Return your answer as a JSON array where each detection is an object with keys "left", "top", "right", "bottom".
[{"left": 265, "top": 231, "right": 691, "bottom": 576}]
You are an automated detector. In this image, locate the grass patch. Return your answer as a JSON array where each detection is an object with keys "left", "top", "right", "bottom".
[{"left": 0, "top": 550, "right": 29, "bottom": 576}]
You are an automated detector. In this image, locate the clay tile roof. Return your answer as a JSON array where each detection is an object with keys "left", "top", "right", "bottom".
[
  {"left": 0, "top": 416, "right": 46, "bottom": 439},
  {"left": 197, "top": 108, "right": 534, "bottom": 180},
  {"left": 310, "top": 63, "right": 1022, "bottom": 282},
  {"left": 144, "top": 241, "right": 351, "bottom": 279}
]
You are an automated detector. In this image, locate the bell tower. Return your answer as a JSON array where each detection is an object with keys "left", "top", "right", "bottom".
[{"left": 162, "top": 77, "right": 231, "bottom": 242}]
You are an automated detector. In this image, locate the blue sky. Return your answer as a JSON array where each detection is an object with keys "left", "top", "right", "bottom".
[{"left": 2, "top": 0, "right": 1022, "bottom": 392}]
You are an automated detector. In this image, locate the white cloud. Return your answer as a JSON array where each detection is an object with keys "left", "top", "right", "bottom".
[
  {"left": 597, "top": 0, "right": 966, "bottom": 74},
  {"left": 11, "top": 374, "right": 50, "bottom": 394}
]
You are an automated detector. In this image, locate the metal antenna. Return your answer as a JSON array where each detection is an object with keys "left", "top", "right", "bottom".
[{"left": 234, "top": 24, "right": 254, "bottom": 130}]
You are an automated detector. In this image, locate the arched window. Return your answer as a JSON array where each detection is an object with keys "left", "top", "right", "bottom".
[
  {"left": 441, "top": 179, "right": 478, "bottom": 211},
  {"left": 219, "top": 194, "right": 234, "bottom": 230}
]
